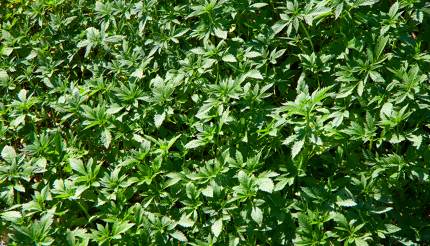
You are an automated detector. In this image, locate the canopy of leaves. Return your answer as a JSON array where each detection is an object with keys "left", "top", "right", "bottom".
[{"left": 1, "top": 0, "right": 430, "bottom": 245}]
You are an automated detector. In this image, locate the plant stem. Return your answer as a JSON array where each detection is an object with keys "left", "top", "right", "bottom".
[
  {"left": 77, "top": 201, "right": 90, "bottom": 219},
  {"left": 216, "top": 62, "right": 220, "bottom": 83},
  {"left": 300, "top": 22, "right": 314, "bottom": 53}
]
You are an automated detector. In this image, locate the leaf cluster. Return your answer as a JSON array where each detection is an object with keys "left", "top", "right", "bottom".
[{"left": 1, "top": 0, "right": 430, "bottom": 245}]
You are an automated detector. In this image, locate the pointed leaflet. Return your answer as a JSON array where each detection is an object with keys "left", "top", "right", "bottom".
[
  {"left": 303, "top": 4, "right": 332, "bottom": 26},
  {"left": 274, "top": 176, "right": 295, "bottom": 191},
  {"left": 211, "top": 219, "right": 223, "bottom": 237},
  {"left": 70, "top": 158, "right": 86, "bottom": 175},
  {"left": 258, "top": 178, "right": 274, "bottom": 193},
  {"left": 113, "top": 221, "right": 135, "bottom": 235},
  {"left": 246, "top": 70, "right": 263, "bottom": 80},
  {"left": 357, "top": 80, "right": 364, "bottom": 96},
  {"left": 18, "top": 89, "right": 27, "bottom": 101},
  {"left": 250, "top": 3, "right": 268, "bottom": 8},
  {"left": 291, "top": 139, "right": 305, "bottom": 159},
  {"left": 355, "top": 239, "right": 369, "bottom": 246},
  {"left": 336, "top": 199, "right": 357, "bottom": 207},
  {"left": 184, "top": 139, "right": 205, "bottom": 149},
  {"left": 101, "top": 128, "right": 112, "bottom": 149},
  {"left": 178, "top": 214, "right": 195, "bottom": 228},
  {"left": 296, "top": 72, "right": 308, "bottom": 94},
  {"left": 2, "top": 145, "right": 16, "bottom": 163},
  {"left": 272, "top": 21, "right": 288, "bottom": 35},
  {"left": 154, "top": 111, "right": 166, "bottom": 128},
  {"left": 222, "top": 54, "right": 237, "bottom": 62},
  {"left": 131, "top": 67, "right": 144, "bottom": 79},
  {"left": 170, "top": 230, "right": 188, "bottom": 242},
  {"left": 380, "top": 102, "right": 393, "bottom": 118},
  {"left": 201, "top": 185, "right": 214, "bottom": 197},
  {"left": 165, "top": 172, "right": 183, "bottom": 187},
  {"left": 214, "top": 27, "right": 227, "bottom": 39},
  {"left": 311, "top": 85, "right": 333, "bottom": 104},
  {"left": 251, "top": 206, "right": 263, "bottom": 226},
  {"left": 1, "top": 211, "right": 21, "bottom": 222},
  {"left": 374, "top": 36, "right": 389, "bottom": 60},
  {"left": 358, "top": 0, "right": 379, "bottom": 6},
  {"left": 384, "top": 224, "right": 401, "bottom": 234},
  {"left": 407, "top": 134, "right": 422, "bottom": 148},
  {"left": 335, "top": 3, "right": 343, "bottom": 19},
  {"left": 388, "top": 1, "right": 399, "bottom": 17},
  {"left": 244, "top": 51, "right": 261, "bottom": 58},
  {"left": 369, "top": 71, "right": 385, "bottom": 82},
  {"left": 0, "top": 69, "right": 8, "bottom": 82}
]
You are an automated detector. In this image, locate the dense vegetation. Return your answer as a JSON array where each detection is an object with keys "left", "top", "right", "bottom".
[{"left": 1, "top": 0, "right": 430, "bottom": 245}]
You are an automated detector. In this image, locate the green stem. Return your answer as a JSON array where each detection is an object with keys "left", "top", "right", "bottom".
[
  {"left": 207, "top": 12, "right": 214, "bottom": 25},
  {"left": 265, "top": 62, "right": 269, "bottom": 77},
  {"left": 300, "top": 22, "right": 314, "bottom": 52},
  {"left": 395, "top": 126, "right": 400, "bottom": 154},
  {"left": 297, "top": 155, "right": 304, "bottom": 175},
  {"left": 216, "top": 62, "right": 220, "bottom": 83},
  {"left": 76, "top": 201, "right": 90, "bottom": 219},
  {"left": 305, "top": 109, "right": 310, "bottom": 130}
]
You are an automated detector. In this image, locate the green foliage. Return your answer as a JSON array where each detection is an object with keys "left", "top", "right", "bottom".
[{"left": 1, "top": 0, "right": 430, "bottom": 245}]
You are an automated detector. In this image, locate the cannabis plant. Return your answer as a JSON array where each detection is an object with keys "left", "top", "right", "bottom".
[{"left": 1, "top": 0, "right": 430, "bottom": 245}]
